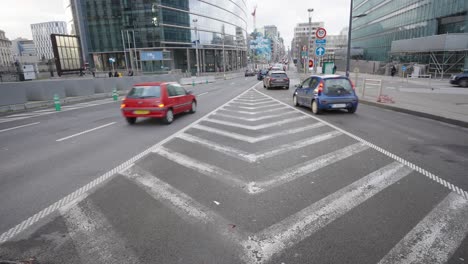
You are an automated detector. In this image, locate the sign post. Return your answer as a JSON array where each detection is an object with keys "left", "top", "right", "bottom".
[{"left": 109, "top": 58, "right": 116, "bottom": 73}]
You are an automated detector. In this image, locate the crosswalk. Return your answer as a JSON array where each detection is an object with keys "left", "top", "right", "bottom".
[{"left": 1, "top": 88, "right": 467, "bottom": 263}]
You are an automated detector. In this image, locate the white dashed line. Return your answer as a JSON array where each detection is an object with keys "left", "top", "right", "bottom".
[
  {"left": 197, "top": 92, "right": 209, "bottom": 96},
  {"left": 56, "top": 122, "right": 116, "bottom": 142},
  {"left": 0, "top": 122, "right": 40, "bottom": 133}
]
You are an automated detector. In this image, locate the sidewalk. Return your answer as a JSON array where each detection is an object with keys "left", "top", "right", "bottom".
[{"left": 342, "top": 71, "right": 468, "bottom": 127}]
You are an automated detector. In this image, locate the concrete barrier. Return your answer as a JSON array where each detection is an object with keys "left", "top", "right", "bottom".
[
  {"left": 180, "top": 76, "right": 216, "bottom": 85},
  {"left": 0, "top": 83, "right": 28, "bottom": 106}
]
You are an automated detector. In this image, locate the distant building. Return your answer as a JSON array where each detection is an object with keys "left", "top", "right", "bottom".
[
  {"left": 0, "top": 30, "right": 13, "bottom": 66},
  {"left": 11, "top": 38, "right": 39, "bottom": 64},
  {"left": 352, "top": 0, "right": 468, "bottom": 72},
  {"left": 31, "top": 21, "right": 67, "bottom": 60},
  {"left": 291, "top": 21, "right": 324, "bottom": 60},
  {"left": 262, "top": 25, "right": 286, "bottom": 62}
]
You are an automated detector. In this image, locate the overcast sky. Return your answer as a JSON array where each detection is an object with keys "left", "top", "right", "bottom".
[{"left": 0, "top": 0, "right": 350, "bottom": 46}]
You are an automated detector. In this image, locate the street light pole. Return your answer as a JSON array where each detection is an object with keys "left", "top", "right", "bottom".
[
  {"left": 222, "top": 24, "right": 226, "bottom": 79},
  {"left": 307, "top": 8, "right": 314, "bottom": 75},
  {"left": 193, "top": 19, "right": 200, "bottom": 76},
  {"left": 345, "top": 0, "right": 353, "bottom": 77}
]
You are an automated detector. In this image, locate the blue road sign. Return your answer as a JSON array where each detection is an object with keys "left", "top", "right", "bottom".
[
  {"left": 315, "top": 39, "right": 327, "bottom": 45},
  {"left": 108, "top": 58, "right": 115, "bottom": 63},
  {"left": 402, "top": 65, "right": 407, "bottom": 71},
  {"left": 315, "top": 47, "right": 326, "bottom": 56},
  {"left": 301, "top": 51, "right": 308, "bottom": 58}
]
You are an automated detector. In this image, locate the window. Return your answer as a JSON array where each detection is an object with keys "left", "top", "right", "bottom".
[
  {"left": 167, "top": 84, "right": 177, "bottom": 96},
  {"left": 324, "top": 78, "right": 353, "bottom": 95},
  {"left": 310, "top": 78, "right": 319, "bottom": 88},
  {"left": 173, "top": 85, "right": 187, "bottom": 96},
  {"left": 301, "top": 78, "right": 311, "bottom": 88},
  {"left": 127, "top": 86, "right": 161, "bottom": 98}
]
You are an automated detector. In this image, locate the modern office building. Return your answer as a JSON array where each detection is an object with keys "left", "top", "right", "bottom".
[
  {"left": 10, "top": 38, "right": 39, "bottom": 64},
  {"left": 0, "top": 30, "right": 13, "bottom": 66},
  {"left": 31, "top": 21, "right": 68, "bottom": 60},
  {"left": 291, "top": 21, "right": 324, "bottom": 60},
  {"left": 352, "top": 0, "right": 468, "bottom": 73},
  {"left": 68, "top": 0, "right": 248, "bottom": 73}
]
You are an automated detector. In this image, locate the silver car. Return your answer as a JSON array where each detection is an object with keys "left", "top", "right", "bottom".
[{"left": 263, "top": 71, "right": 290, "bottom": 90}]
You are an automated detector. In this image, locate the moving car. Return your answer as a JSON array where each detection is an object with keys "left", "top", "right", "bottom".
[
  {"left": 293, "top": 75, "right": 358, "bottom": 114},
  {"left": 245, "top": 69, "right": 256, "bottom": 77},
  {"left": 263, "top": 70, "right": 290, "bottom": 90},
  {"left": 450, "top": 70, "right": 468, "bottom": 87},
  {"left": 121, "top": 82, "right": 196, "bottom": 124},
  {"left": 257, "top": 69, "right": 268, "bottom": 80}
]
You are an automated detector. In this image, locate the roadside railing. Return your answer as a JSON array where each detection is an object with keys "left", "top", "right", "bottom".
[{"left": 361, "top": 78, "right": 394, "bottom": 103}]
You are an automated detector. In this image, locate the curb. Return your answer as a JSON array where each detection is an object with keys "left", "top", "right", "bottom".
[{"left": 360, "top": 99, "right": 468, "bottom": 128}]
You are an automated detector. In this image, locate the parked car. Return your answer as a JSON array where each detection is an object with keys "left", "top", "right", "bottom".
[
  {"left": 245, "top": 69, "right": 256, "bottom": 77},
  {"left": 121, "top": 82, "right": 196, "bottom": 125},
  {"left": 257, "top": 69, "right": 268, "bottom": 80},
  {"left": 263, "top": 70, "right": 290, "bottom": 90},
  {"left": 293, "top": 75, "right": 358, "bottom": 114},
  {"left": 450, "top": 70, "right": 468, "bottom": 87}
]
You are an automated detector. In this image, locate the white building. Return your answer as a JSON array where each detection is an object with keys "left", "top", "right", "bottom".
[
  {"left": 11, "top": 38, "right": 39, "bottom": 64},
  {"left": 31, "top": 21, "right": 67, "bottom": 60},
  {"left": 0, "top": 30, "right": 13, "bottom": 66},
  {"left": 291, "top": 21, "right": 324, "bottom": 60}
]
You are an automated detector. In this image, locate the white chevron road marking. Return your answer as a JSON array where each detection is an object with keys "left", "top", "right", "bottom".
[
  {"left": 220, "top": 106, "right": 290, "bottom": 115},
  {"left": 212, "top": 111, "right": 296, "bottom": 121},
  {"left": 225, "top": 103, "right": 279, "bottom": 110},
  {"left": 203, "top": 116, "right": 307, "bottom": 130}
]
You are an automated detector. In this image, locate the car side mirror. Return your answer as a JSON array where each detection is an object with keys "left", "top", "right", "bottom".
[{"left": 186, "top": 90, "right": 193, "bottom": 95}]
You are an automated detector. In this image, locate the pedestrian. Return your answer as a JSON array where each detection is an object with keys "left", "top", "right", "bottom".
[
  {"left": 391, "top": 65, "right": 396, "bottom": 77},
  {"left": 108, "top": 71, "right": 112, "bottom": 78},
  {"left": 114, "top": 71, "right": 118, "bottom": 77},
  {"left": 333, "top": 65, "right": 337, "bottom": 74}
]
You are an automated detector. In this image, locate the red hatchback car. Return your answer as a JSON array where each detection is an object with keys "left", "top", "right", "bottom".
[{"left": 121, "top": 82, "right": 197, "bottom": 124}]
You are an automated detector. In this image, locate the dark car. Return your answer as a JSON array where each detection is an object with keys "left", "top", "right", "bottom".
[
  {"left": 263, "top": 70, "right": 290, "bottom": 90},
  {"left": 121, "top": 82, "right": 196, "bottom": 125},
  {"left": 293, "top": 75, "right": 358, "bottom": 114},
  {"left": 245, "top": 69, "right": 255, "bottom": 77},
  {"left": 257, "top": 69, "right": 268, "bottom": 80},
  {"left": 450, "top": 70, "right": 468, "bottom": 87}
]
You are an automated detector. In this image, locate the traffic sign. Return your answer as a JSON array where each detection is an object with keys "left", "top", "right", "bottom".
[
  {"left": 316, "top": 27, "right": 327, "bottom": 39},
  {"left": 309, "top": 59, "right": 314, "bottom": 68},
  {"left": 108, "top": 57, "right": 116, "bottom": 63},
  {"left": 315, "top": 39, "right": 327, "bottom": 45},
  {"left": 315, "top": 46, "right": 326, "bottom": 56},
  {"left": 402, "top": 65, "right": 407, "bottom": 71},
  {"left": 301, "top": 51, "right": 308, "bottom": 58}
]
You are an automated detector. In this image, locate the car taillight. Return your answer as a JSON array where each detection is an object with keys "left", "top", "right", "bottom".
[
  {"left": 350, "top": 80, "right": 355, "bottom": 90},
  {"left": 317, "top": 81, "right": 324, "bottom": 95},
  {"left": 120, "top": 103, "right": 126, "bottom": 109},
  {"left": 157, "top": 103, "right": 165, "bottom": 108},
  {"left": 284, "top": 78, "right": 289, "bottom": 81}
]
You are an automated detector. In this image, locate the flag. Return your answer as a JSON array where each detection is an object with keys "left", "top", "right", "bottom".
[{"left": 251, "top": 7, "right": 256, "bottom": 16}]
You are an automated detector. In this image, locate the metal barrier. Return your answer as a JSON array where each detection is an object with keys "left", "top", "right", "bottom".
[{"left": 362, "top": 79, "right": 382, "bottom": 98}]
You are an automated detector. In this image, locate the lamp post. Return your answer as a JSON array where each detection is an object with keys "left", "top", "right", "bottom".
[
  {"left": 307, "top": 8, "right": 314, "bottom": 75},
  {"left": 193, "top": 18, "right": 200, "bottom": 76},
  {"left": 222, "top": 24, "right": 226, "bottom": 79},
  {"left": 345, "top": 0, "right": 366, "bottom": 77}
]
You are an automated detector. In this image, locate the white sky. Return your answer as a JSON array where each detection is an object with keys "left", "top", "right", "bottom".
[{"left": 0, "top": 0, "right": 350, "bottom": 47}]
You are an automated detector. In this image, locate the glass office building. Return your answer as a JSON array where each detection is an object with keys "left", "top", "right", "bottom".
[
  {"left": 68, "top": 0, "right": 248, "bottom": 73},
  {"left": 352, "top": 0, "right": 467, "bottom": 70}
]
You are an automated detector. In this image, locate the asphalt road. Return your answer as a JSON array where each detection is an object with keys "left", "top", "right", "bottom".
[{"left": 0, "top": 71, "right": 467, "bottom": 264}]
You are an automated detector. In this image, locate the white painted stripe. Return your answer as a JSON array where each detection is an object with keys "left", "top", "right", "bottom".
[
  {"left": 212, "top": 111, "right": 296, "bottom": 121},
  {"left": 229, "top": 101, "right": 277, "bottom": 106},
  {"left": 254, "top": 88, "right": 468, "bottom": 200},
  {"left": 61, "top": 201, "right": 140, "bottom": 264},
  {"left": 6, "top": 113, "right": 39, "bottom": 118},
  {"left": 234, "top": 98, "right": 272, "bottom": 103},
  {"left": 250, "top": 143, "right": 369, "bottom": 193},
  {"left": 153, "top": 146, "right": 248, "bottom": 187},
  {"left": 56, "top": 122, "right": 116, "bottom": 142},
  {"left": 192, "top": 122, "right": 324, "bottom": 143},
  {"left": 0, "top": 122, "right": 40, "bottom": 133},
  {"left": 204, "top": 116, "right": 307, "bottom": 130},
  {"left": 0, "top": 82, "right": 262, "bottom": 244},
  {"left": 226, "top": 103, "right": 278, "bottom": 110},
  {"left": 378, "top": 192, "right": 468, "bottom": 264},
  {"left": 245, "top": 162, "right": 413, "bottom": 263},
  {"left": 122, "top": 167, "right": 245, "bottom": 243},
  {"left": 220, "top": 106, "right": 290, "bottom": 115},
  {"left": 197, "top": 92, "right": 209, "bottom": 96},
  {"left": 178, "top": 130, "right": 341, "bottom": 163}
]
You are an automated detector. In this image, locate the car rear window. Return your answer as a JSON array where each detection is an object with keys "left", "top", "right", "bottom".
[
  {"left": 324, "top": 78, "right": 353, "bottom": 95},
  {"left": 271, "top": 73, "right": 287, "bottom": 78},
  {"left": 127, "top": 86, "right": 161, "bottom": 98}
]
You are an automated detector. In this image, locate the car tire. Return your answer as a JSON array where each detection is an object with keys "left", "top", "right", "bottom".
[
  {"left": 126, "top": 117, "right": 136, "bottom": 125},
  {"left": 163, "top": 109, "right": 174, "bottom": 124},
  {"left": 189, "top": 101, "right": 197, "bottom": 114},
  {"left": 293, "top": 95, "right": 299, "bottom": 106},
  {"left": 311, "top": 100, "right": 321, "bottom": 115},
  {"left": 263, "top": 83, "right": 266, "bottom": 88},
  {"left": 460, "top": 79, "right": 468, "bottom": 88},
  {"left": 348, "top": 106, "right": 357, "bottom": 114}
]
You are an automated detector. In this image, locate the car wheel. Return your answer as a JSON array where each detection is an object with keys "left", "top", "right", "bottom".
[
  {"left": 163, "top": 109, "right": 174, "bottom": 124},
  {"left": 460, "top": 79, "right": 468, "bottom": 88},
  {"left": 293, "top": 95, "right": 299, "bottom": 106},
  {"left": 348, "top": 105, "right": 357, "bottom": 114},
  {"left": 311, "top": 100, "right": 321, "bottom": 115},
  {"left": 189, "top": 101, "right": 197, "bottom": 113},
  {"left": 263, "top": 83, "right": 266, "bottom": 88},
  {"left": 285, "top": 86, "right": 289, "bottom": 90},
  {"left": 126, "top": 117, "right": 136, "bottom": 125}
]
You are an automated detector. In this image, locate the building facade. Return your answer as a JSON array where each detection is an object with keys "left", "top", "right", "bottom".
[
  {"left": 0, "top": 30, "right": 13, "bottom": 67},
  {"left": 31, "top": 21, "right": 68, "bottom": 60},
  {"left": 69, "top": 0, "right": 248, "bottom": 73},
  {"left": 352, "top": 0, "right": 468, "bottom": 72},
  {"left": 291, "top": 21, "right": 324, "bottom": 60},
  {"left": 11, "top": 38, "right": 39, "bottom": 64}
]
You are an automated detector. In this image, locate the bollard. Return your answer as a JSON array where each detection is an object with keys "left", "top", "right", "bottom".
[
  {"left": 112, "top": 88, "right": 118, "bottom": 101},
  {"left": 192, "top": 77, "right": 195, "bottom": 87},
  {"left": 206, "top": 78, "right": 208, "bottom": 84},
  {"left": 54, "top": 94, "right": 61, "bottom": 111}
]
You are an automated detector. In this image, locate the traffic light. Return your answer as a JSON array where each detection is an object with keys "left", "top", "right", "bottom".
[{"left": 308, "top": 59, "right": 313, "bottom": 68}]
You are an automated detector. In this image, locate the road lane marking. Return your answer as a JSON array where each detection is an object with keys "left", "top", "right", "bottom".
[
  {"left": 221, "top": 106, "right": 290, "bottom": 115},
  {"left": 0, "top": 82, "right": 261, "bottom": 244},
  {"left": 255, "top": 88, "right": 468, "bottom": 200},
  {"left": 203, "top": 116, "right": 308, "bottom": 130},
  {"left": 177, "top": 130, "right": 342, "bottom": 163},
  {"left": 0, "top": 122, "right": 40, "bottom": 133},
  {"left": 212, "top": 111, "right": 296, "bottom": 121},
  {"left": 153, "top": 146, "right": 249, "bottom": 189},
  {"left": 56, "top": 122, "right": 116, "bottom": 142},
  {"left": 61, "top": 201, "right": 140, "bottom": 264},
  {"left": 226, "top": 103, "right": 278, "bottom": 110},
  {"left": 197, "top": 92, "right": 209, "bottom": 96},
  {"left": 122, "top": 166, "right": 245, "bottom": 243},
  {"left": 244, "top": 162, "right": 413, "bottom": 263},
  {"left": 378, "top": 192, "right": 468, "bottom": 264},
  {"left": 250, "top": 143, "right": 369, "bottom": 193},
  {"left": 229, "top": 101, "right": 277, "bottom": 106},
  {"left": 234, "top": 98, "right": 272, "bottom": 103},
  {"left": 192, "top": 122, "right": 324, "bottom": 143}
]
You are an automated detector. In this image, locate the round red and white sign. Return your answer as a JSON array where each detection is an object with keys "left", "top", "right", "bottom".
[{"left": 316, "top": 27, "right": 327, "bottom": 39}]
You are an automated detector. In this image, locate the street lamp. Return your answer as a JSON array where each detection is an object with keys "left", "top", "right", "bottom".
[
  {"left": 345, "top": 0, "right": 366, "bottom": 77},
  {"left": 306, "top": 8, "right": 314, "bottom": 75},
  {"left": 193, "top": 18, "right": 200, "bottom": 76}
]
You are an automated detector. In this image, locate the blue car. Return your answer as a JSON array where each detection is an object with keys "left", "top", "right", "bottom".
[{"left": 293, "top": 75, "right": 358, "bottom": 114}]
